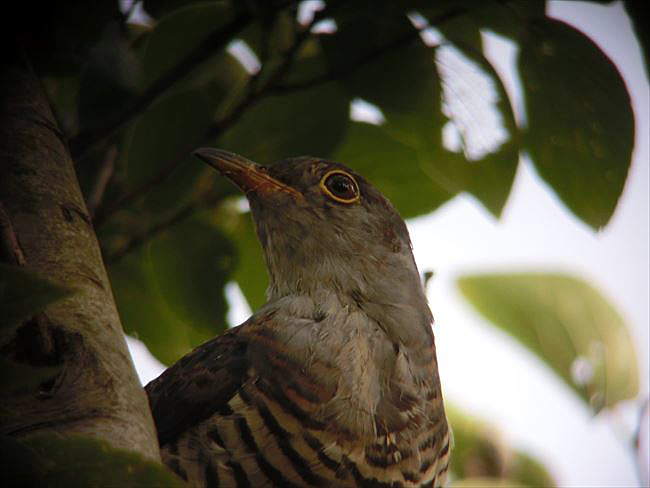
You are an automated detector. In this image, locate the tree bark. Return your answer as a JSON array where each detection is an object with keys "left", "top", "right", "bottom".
[{"left": 0, "top": 62, "right": 160, "bottom": 461}]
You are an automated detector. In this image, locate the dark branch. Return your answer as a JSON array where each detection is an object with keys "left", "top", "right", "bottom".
[
  {"left": 270, "top": 7, "right": 468, "bottom": 94},
  {"left": 70, "top": 12, "right": 253, "bottom": 160},
  {"left": 93, "top": 150, "right": 188, "bottom": 228},
  {"left": 105, "top": 192, "right": 225, "bottom": 264},
  {"left": 86, "top": 145, "right": 117, "bottom": 218},
  {"left": 95, "top": 10, "right": 324, "bottom": 228}
]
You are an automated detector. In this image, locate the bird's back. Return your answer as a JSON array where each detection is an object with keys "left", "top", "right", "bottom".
[{"left": 147, "top": 295, "right": 450, "bottom": 488}]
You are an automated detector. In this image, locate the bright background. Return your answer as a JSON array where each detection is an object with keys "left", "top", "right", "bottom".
[{"left": 127, "top": 1, "right": 649, "bottom": 486}]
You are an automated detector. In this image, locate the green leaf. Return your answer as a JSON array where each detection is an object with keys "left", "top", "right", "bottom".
[
  {"left": 457, "top": 272, "right": 639, "bottom": 410},
  {"left": 78, "top": 23, "right": 142, "bottom": 135},
  {"left": 426, "top": 41, "right": 519, "bottom": 216},
  {"left": 0, "top": 434, "right": 185, "bottom": 487},
  {"left": 448, "top": 406, "right": 556, "bottom": 487},
  {"left": 140, "top": 2, "right": 237, "bottom": 89},
  {"left": 109, "top": 218, "right": 235, "bottom": 364},
  {"left": 323, "top": 10, "right": 518, "bottom": 216},
  {"left": 218, "top": 80, "right": 349, "bottom": 164},
  {"left": 228, "top": 212, "right": 268, "bottom": 312},
  {"left": 124, "top": 86, "right": 227, "bottom": 215},
  {"left": 519, "top": 18, "right": 634, "bottom": 229},
  {"left": 149, "top": 218, "right": 235, "bottom": 342},
  {"left": 322, "top": 12, "right": 437, "bottom": 135},
  {"left": 332, "top": 122, "right": 453, "bottom": 218},
  {"left": 0, "top": 263, "right": 73, "bottom": 331}
]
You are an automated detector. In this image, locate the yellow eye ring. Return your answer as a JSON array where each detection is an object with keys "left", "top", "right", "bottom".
[{"left": 320, "top": 170, "right": 360, "bottom": 204}]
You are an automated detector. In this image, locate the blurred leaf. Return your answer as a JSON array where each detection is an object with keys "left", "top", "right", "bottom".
[
  {"left": 149, "top": 218, "right": 235, "bottom": 339},
  {"left": 109, "top": 218, "right": 235, "bottom": 364},
  {"left": 124, "top": 86, "right": 224, "bottom": 215},
  {"left": 623, "top": 0, "right": 650, "bottom": 79},
  {"left": 241, "top": 8, "right": 296, "bottom": 79},
  {"left": 0, "top": 263, "right": 73, "bottom": 331},
  {"left": 140, "top": 2, "right": 236, "bottom": 89},
  {"left": 0, "top": 434, "right": 184, "bottom": 487},
  {"left": 519, "top": 18, "right": 634, "bottom": 229},
  {"left": 219, "top": 80, "right": 349, "bottom": 164},
  {"left": 142, "top": 0, "right": 207, "bottom": 19},
  {"left": 42, "top": 75, "right": 82, "bottom": 138},
  {"left": 332, "top": 122, "right": 453, "bottom": 218},
  {"left": 448, "top": 406, "right": 555, "bottom": 486},
  {"left": 323, "top": 9, "right": 517, "bottom": 216},
  {"left": 322, "top": 11, "right": 435, "bottom": 135},
  {"left": 78, "top": 23, "right": 142, "bottom": 135},
  {"left": 228, "top": 213, "right": 268, "bottom": 312},
  {"left": 457, "top": 272, "right": 639, "bottom": 410},
  {"left": 508, "top": 451, "right": 556, "bottom": 488},
  {"left": 19, "top": 0, "right": 122, "bottom": 75}
]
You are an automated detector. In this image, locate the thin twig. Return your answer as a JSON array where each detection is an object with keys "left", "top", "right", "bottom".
[
  {"left": 95, "top": 8, "right": 324, "bottom": 229},
  {"left": 87, "top": 145, "right": 117, "bottom": 218},
  {"left": 93, "top": 150, "right": 188, "bottom": 228},
  {"left": 70, "top": 12, "right": 253, "bottom": 160},
  {"left": 270, "top": 7, "right": 468, "bottom": 94},
  {"left": 105, "top": 192, "right": 225, "bottom": 264}
]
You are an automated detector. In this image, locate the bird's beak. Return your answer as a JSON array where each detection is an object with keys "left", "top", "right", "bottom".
[{"left": 193, "top": 148, "right": 302, "bottom": 200}]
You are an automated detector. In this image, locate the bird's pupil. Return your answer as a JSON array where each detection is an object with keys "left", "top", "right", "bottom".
[{"left": 327, "top": 174, "right": 356, "bottom": 199}]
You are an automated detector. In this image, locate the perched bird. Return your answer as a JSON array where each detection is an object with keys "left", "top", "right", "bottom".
[{"left": 145, "top": 149, "right": 450, "bottom": 487}]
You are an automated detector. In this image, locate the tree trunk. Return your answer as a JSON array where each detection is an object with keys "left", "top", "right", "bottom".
[{"left": 0, "top": 62, "right": 160, "bottom": 461}]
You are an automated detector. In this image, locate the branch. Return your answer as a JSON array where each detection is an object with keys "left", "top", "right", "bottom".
[
  {"left": 86, "top": 145, "right": 117, "bottom": 218},
  {"left": 106, "top": 192, "right": 225, "bottom": 265},
  {"left": 270, "top": 7, "right": 468, "bottom": 94},
  {"left": 95, "top": 10, "right": 323, "bottom": 228},
  {"left": 70, "top": 12, "right": 253, "bottom": 160}
]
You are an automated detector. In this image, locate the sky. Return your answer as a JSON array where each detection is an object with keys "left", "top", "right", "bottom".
[{"left": 127, "top": 1, "right": 649, "bottom": 486}]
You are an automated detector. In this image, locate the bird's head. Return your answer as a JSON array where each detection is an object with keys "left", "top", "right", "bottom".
[{"left": 195, "top": 148, "right": 433, "bottom": 346}]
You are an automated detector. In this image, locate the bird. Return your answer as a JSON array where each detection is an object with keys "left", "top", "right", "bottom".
[{"left": 145, "top": 148, "right": 450, "bottom": 487}]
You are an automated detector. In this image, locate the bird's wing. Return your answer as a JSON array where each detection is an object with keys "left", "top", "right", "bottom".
[
  {"left": 145, "top": 325, "right": 250, "bottom": 446},
  {"left": 145, "top": 309, "right": 339, "bottom": 446}
]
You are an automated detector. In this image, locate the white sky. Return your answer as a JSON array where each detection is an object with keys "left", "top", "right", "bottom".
[{"left": 127, "top": 1, "right": 649, "bottom": 486}]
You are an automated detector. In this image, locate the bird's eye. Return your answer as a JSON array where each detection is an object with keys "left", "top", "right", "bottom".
[{"left": 320, "top": 170, "right": 360, "bottom": 203}]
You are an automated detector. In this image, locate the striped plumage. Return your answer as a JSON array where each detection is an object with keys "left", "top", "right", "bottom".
[{"left": 145, "top": 149, "right": 450, "bottom": 487}]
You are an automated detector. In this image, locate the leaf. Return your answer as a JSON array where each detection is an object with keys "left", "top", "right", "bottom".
[
  {"left": 427, "top": 41, "right": 519, "bottom": 216},
  {"left": 322, "top": 11, "right": 438, "bottom": 136},
  {"left": 108, "top": 218, "right": 235, "bottom": 364},
  {"left": 139, "top": 2, "right": 237, "bottom": 89},
  {"left": 149, "top": 218, "right": 235, "bottom": 342},
  {"left": 123, "top": 85, "right": 231, "bottom": 215},
  {"left": 78, "top": 23, "right": 142, "bottom": 135},
  {"left": 332, "top": 122, "right": 453, "bottom": 218},
  {"left": 0, "top": 434, "right": 185, "bottom": 487},
  {"left": 457, "top": 272, "right": 639, "bottom": 410},
  {"left": 0, "top": 263, "right": 73, "bottom": 331},
  {"left": 519, "top": 18, "right": 634, "bottom": 229},
  {"left": 20, "top": 1, "right": 122, "bottom": 75},
  {"left": 448, "top": 406, "right": 556, "bottom": 487},
  {"left": 623, "top": 0, "right": 650, "bottom": 79},
  {"left": 218, "top": 80, "right": 349, "bottom": 164},
  {"left": 323, "top": 10, "right": 518, "bottom": 216},
  {"left": 228, "top": 212, "right": 268, "bottom": 312}
]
